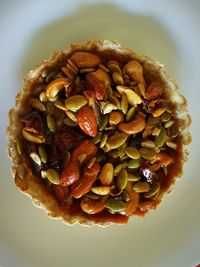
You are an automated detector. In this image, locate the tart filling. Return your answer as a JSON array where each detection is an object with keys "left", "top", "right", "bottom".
[{"left": 7, "top": 40, "right": 191, "bottom": 225}]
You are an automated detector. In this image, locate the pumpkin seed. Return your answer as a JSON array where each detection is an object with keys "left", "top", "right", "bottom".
[
  {"left": 108, "top": 95, "right": 121, "bottom": 108},
  {"left": 152, "top": 108, "right": 166, "bottom": 117},
  {"left": 92, "top": 131, "right": 103, "bottom": 144},
  {"left": 99, "top": 114, "right": 108, "bottom": 131},
  {"left": 103, "top": 143, "right": 111, "bottom": 152},
  {"left": 107, "top": 86, "right": 113, "bottom": 97},
  {"left": 46, "top": 102, "right": 54, "bottom": 114},
  {"left": 155, "top": 127, "right": 166, "bottom": 147},
  {"left": 91, "top": 186, "right": 110, "bottom": 195},
  {"left": 107, "top": 133, "right": 128, "bottom": 149},
  {"left": 114, "top": 163, "right": 127, "bottom": 176},
  {"left": 54, "top": 100, "right": 66, "bottom": 111},
  {"left": 87, "top": 157, "right": 96, "bottom": 168},
  {"left": 99, "top": 134, "right": 108, "bottom": 148},
  {"left": 99, "top": 163, "right": 114, "bottom": 185},
  {"left": 86, "top": 192, "right": 100, "bottom": 200},
  {"left": 117, "top": 169, "right": 128, "bottom": 191},
  {"left": 39, "top": 91, "right": 48, "bottom": 102},
  {"left": 161, "top": 112, "right": 171, "bottom": 122},
  {"left": 117, "top": 85, "right": 142, "bottom": 106},
  {"left": 63, "top": 117, "right": 77, "bottom": 127},
  {"left": 128, "top": 159, "right": 140, "bottom": 169},
  {"left": 65, "top": 95, "right": 88, "bottom": 112},
  {"left": 45, "top": 71, "right": 57, "bottom": 83},
  {"left": 33, "top": 85, "right": 45, "bottom": 96},
  {"left": 22, "top": 129, "right": 45, "bottom": 143},
  {"left": 79, "top": 67, "right": 96, "bottom": 73},
  {"left": 41, "top": 169, "right": 60, "bottom": 184},
  {"left": 108, "top": 62, "right": 121, "bottom": 73},
  {"left": 141, "top": 140, "right": 155, "bottom": 149},
  {"left": 120, "top": 191, "right": 130, "bottom": 202},
  {"left": 118, "top": 142, "right": 127, "bottom": 158},
  {"left": 164, "top": 120, "right": 174, "bottom": 128},
  {"left": 144, "top": 182, "right": 160, "bottom": 198},
  {"left": 127, "top": 172, "right": 140, "bottom": 182},
  {"left": 121, "top": 94, "right": 129, "bottom": 114},
  {"left": 47, "top": 114, "right": 56, "bottom": 133},
  {"left": 140, "top": 147, "right": 156, "bottom": 160},
  {"left": 133, "top": 181, "right": 150, "bottom": 193},
  {"left": 16, "top": 137, "right": 23, "bottom": 155},
  {"left": 125, "top": 147, "right": 140, "bottom": 159},
  {"left": 106, "top": 198, "right": 126, "bottom": 212},
  {"left": 109, "top": 185, "right": 122, "bottom": 196},
  {"left": 147, "top": 116, "right": 160, "bottom": 125},
  {"left": 103, "top": 103, "right": 118, "bottom": 114},
  {"left": 126, "top": 106, "right": 135, "bottom": 121},
  {"left": 99, "top": 101, "right": 107, "bottom": 110},
  {"left": 31, "top": 99, "right": 46, "bottom": 112},
  {"left": 65, "top": 110, "right": 77, "bottom": 122},
  {"left": 112, "top": 72, "right": 124, "bottom": 85},
  {"left": 29, "top": 152, "right": 41, "bottom": 166},
  {"left": 166, "top": 141, "right": 177, "bottom": 150},
  {"left": 38, "top": 145, "right": 47, "bottom": 163},
  {"left": 151, "top": 127, "right": 161, "bottom": 136}
]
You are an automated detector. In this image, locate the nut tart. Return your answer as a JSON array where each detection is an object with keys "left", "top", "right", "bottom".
[{"left": 7, "top": 40, "right": 191, "bottom": 226}]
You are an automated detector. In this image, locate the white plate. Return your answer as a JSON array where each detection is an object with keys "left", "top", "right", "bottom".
[{"left": 0, "top": 1, "right": 200, "bottom": 267}]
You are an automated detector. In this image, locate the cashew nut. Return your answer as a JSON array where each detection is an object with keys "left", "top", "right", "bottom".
[
  {"left": 46, "top": 78, "right": 70, "bottom": 101},
  {"left": 116, "top": 85, "right": 142, "bottom": 107},
  {"left": 118, "top": 114, "right": 145, "bottom": 134},
  {"left": 125, "top": 182, "right": 139, "bottom": 216},
  {"left": 123, "top": 60, "right": 145, "bottom": 84},
  {"left": 80, "top": 195, "right": 107, "bottom": 214}
]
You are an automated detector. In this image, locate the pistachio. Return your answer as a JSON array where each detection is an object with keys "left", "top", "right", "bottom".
[
  {"left": 16, "top": 137, "right": 23, "bottom": 155},
  {"left": 41, "top": 169, "right": 60, "bottom": 184},
  {"left": 107, "top": 133, "right": 128, "bottom": 149},
  {"left": 140, "top": 148, "right": 156, "bottom": 160},
  {"left": 125, "top": 147, "right": 140, "bottom": 159},
  {"left": 112, "top": 72, "right": 124, "bottom": 85},
  {"left": 164, "top": 120, "right": 174, "bottom": 128},
  {"left": 29, "top": 152, "right": 41, "bottom": 166},
  {"left": 155, "top": 127, "right": 166, "bottom": 147},
  {"left": 91, "top": 186, "right": 110, "bottom": 195},
  {"left": 46, "top": 78, "right": 70, "bottom": 101},
  {"left": 117, "top": 85, "right": 142, "bottom": 107},
  {"left": 99, "top": 134, "right": 108, "bottom": 148},
  {"left": 47, "top": 114, "right": 56, "bottom": 133},
  {"left": 126, "top": 106, "right": 135, "bottom": 122},
  {"left": 38, "top": 145, "right": 47, "bottom": 163},
  {"left": 152, "top": 108, "right": 166, "bottom": 118},
  {"left": 133, "top": 182, "right": 150, "bottom": 193},
  {"left": 31, "top": 99, "right": 46, "bottom": 112},
  {"left": 39, "top": 91, "right": 48, "bottom": 103},
  {"left": 22, "top": 129, "right": 45, "bottom": 143},
  {"left": 65, "top": 110, "right": 77, "bottom": 122},
  {"left": 141, "top": 140, "right": 155, "bottom": 149},
  {"left": 99, "top": 163, "right": 114, "bottom": 185},
  {"left": 127, "top": 172, "right": 140, "bottom": 182},
  {"left": 114, "top": 163, "right": 128, "bottom": 176},
  {"left": 144, "top": 182, "right": 160, "bottom": 198},
  {"left": 103, "top": 103, "right": 118, "bottom": 114},
  {"left": 121, "top": 94, "right": 129, "bottom": 115},
  {"left": 117, "top": 169, "right": 128, "bottom": 191},
  {"left": 128, "top": 159, "right": 140, "bottom": 169},
  {"left": 123, "top": 60, "right": 145, "bottom": 83},
  {"left": 65, "top": 95, "right": 88, "bottom": 112},
  {"left": 109, "top": 111, "right": 124, "bottom": 126}
]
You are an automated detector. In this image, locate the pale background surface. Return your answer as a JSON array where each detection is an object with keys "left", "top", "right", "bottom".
[{"left": 0, "top": 0, "right": 200, "bottom": 266}]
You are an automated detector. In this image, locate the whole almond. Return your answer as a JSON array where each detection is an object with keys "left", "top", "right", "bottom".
[{"left": 70, "top": 51, "right": 101, "bottom": 68}]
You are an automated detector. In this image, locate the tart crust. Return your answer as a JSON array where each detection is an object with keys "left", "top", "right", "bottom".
[{"left": 7, "top": 40, "right": 191, "bottom": 226}]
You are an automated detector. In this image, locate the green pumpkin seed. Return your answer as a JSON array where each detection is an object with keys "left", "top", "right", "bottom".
[
  {"left": 121, "top": 94, "right": 129, "bottom": 115},
  {"left": 118, "top": 142, "right": 127, "bottom": 158},
  {"left": 65, "top": 110, "right": 77, "bottom": 122},
  {"left": 65, "top": 95, "right": 88, "bottom": 112},
  {"left": 99, "top": 101, "right": 107, "bottom": 110},
  {"left": 99, "top": 163, "right": 114, "bottom": 185},
  {"left": 29, "top": 152, "right": 41, "bottom": 166},
  {"left": 86, "top": 191, "right": 100, "bottom": 200},
  {"left": 63, "top": 117, "right": 77, "bottom": 127},
  {"left": 120, "top": 191, "right": 130, "bottom": 202},
  {"left": 161, "top": 112, "right": 171, "bottom": 122},
  {"left": 128, "top": 159, "right": 140, "bottom": 169},
  {"left": 54, "top": 100, "right": 66, "bottom": 110},
  {"left": 166, "top": 141, "right": 177, "bottom": 150},
  {"left": 79, "top": 68, "right": 96, "bottom": 73},
  {"left": 99, "top": 134, "right": 108, "bottom": 148},
  {"left": 164, "top": 120, "right": 174, "bottom": 128},
  {"left": 91, "top": 186, "right": 110, "bottom": 195},
  {"left": 127, "top": 172, "right": 140, "bottom": 181},
  {"left": 99, "top": 115, "right": 108, "bottom": 131},
  {"left": 114, "top": 163, "right": 127, "bottom": 176},
  {"left": 16, "top": 137, "right": 23, "bottom": 155},
  {"left": 106, "top": 198, "right": 126, "bottom": 212},
  {"left": 107, "top": 133, "right": 128, "bottom": 149},
  {"left": 147, "top": 116, "right": 160, "bottom": 126},
  {"left": 41, "top": 169, "right": 60, "bottom": 184},
  {"left": 141, "top": 140, "right": 155, "bottom": 149},
  {"left": 47, "top": 114, "right": 56, "bottom": 133},
  {"left": 22, "top": 129, "right": 45, "bottom": 143},
  {"left": 133, "top": 181, "right": 150, "bottom": 193},
  {"left": 144, "top": 182, "right": 160, "bottom": 198},
  {"left": 125, "top": 147, "right": 140, "bottom": 159},
  {"left": 140, "top": 147, "right": 156, "bottom": 160},
  {"left": 39, "top": 91, "right": 48, "bottom": 102},
  {"left": 31, "top": 99, "right": 46, "bottom": 112},
  {"left": 38, "top": 145, "right": 47, "bottom": 163},
  {"left": 117, "top": 169, "right": 128, "bottom": 191},
  {"left": 151, "top": 127, "right": 161, "bottom": 136},
  {"left": 126, "top": 106, "right": 135, "bottom": 121},
  {"left": 108, "top": 95, "right": 121, "bottom": 108},
  {"left": 92, "top": 131, "right": 103, "bottom": 144},
  {"left": 108, "top": 63, "right": 121, "bottom": 73},
  {"left": 112, "top": 72, "right": 124, "bottom": 85},
  {"left": 155, "top": 127, "right": 166, "bottom": 147},
  {"left": 103, "top": 103, "right": 118, "bottom": 114}
]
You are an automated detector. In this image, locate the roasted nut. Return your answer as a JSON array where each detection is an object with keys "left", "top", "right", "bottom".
[
  {"left": 117, "top": 85, "right": 142, "bottom": 107},
  {"left": 65, "top": 95, "right": 88, "bottom": 112},
  {"left": 153, "top": 151, "right": 174, "bottom": 166},
  {"left": 91, "top": 186, "right": 110, "bottom": 195},
  {"left": 77, "top": 106, "right": 97, "bottom": 137},
  {"left": 79, "top": 68, "right": 96, "bottom": 73},
  {"left": 46, "top": 78, "right": 70, "bottom": 101},
  {"left": 106, "top": 198, "right": 126, "bottom": 212},
  {"left": 123, "top": 60, "right": 145, "bottom": 83},
  {"left": 80, "top": 195, "right": 106, "bottom": 214},
  {"left": 112, "top": 71, "right": 124, "bottom": 85},
  {"left": 99, "top": 163, "right": 114, "bottom": 185},
  {"left": 60, "top": 161, "right": 80, "bottom": 186},
  {"left": 108, "top": 95, "right": 121, "bottom": 108},
  {"left": 125, "top": 147, "right": 140, "bottom": 159},
  {"left": 85, "top": 73, "right": 106, "bottom": 100},
  {"left": 146, "top": 81, "right": 163, "bottom": 100},
  {"left": 71, "top": 139, "right": 97, "bottom": 163},
  {"left": 63, "top": 117, "right": 77, "bottom": 127},
  {"left": 22, "top": 129, "right": 45, "bottom": 143},
  {"left": 152, "top": 108, "right": 166, "bottom": 118},
  {"left": 118, "top": 114, "right": 145, "bottom": 134},
  {"left": 109, "top": 111, "right": 124, "bottom": 125},
  {"left": 132, "top": 181, "right": 150, "bottom": 193},
  {"left": 99, "top": 114, "right": 108, "bottom": 131},
  {"left": 41, "top": 169, "right": 60, "bottom": 185},
  {"left": 70, "top": 51, "right": 101, "bottom": 68},
  {"left": 92, "top": 68, "right": 111, "bottom": 88},
  {"left": 107, "top": 60, "right": 121, "bottom": 73},
  {"left": 39, "top": 91, "right": 48, "bottom": 103},
  {"left": 117, "top": 169, "right": 128, "bottom": 191},
  {"left": 107, "top": 133, "right": 128, "bottom": 149}
]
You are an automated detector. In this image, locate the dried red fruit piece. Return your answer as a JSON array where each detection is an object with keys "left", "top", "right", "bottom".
[
  {"left": 77, "top": 106, "right": 98, "bottom": 137},
  {"left": 22, "top": 111, "right": 45, "bottom": 135},
  {"left": 85, "top": 73, "right": 106, "bottom": 100},
  {"left": 71, "top": 139, "right": 97, "bottom": 164},
  {"left": 88, "top": 212, "right": 129, "bottom": 224},
  {"left": 60, "top": 161, "right": 80, "bottom": 186},
  {"left": 71, "top": 163, "right": 100, "bottom": 198},
  {"left": 146, "top": 81, "right": 163, "bottom": 100}
]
